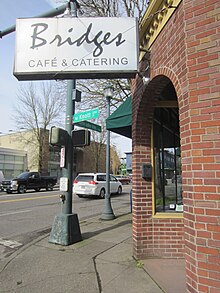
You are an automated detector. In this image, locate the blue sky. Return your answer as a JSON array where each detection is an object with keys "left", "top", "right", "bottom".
[
  {"left": 0, "top": 0, "right": 131, "bottom": 156},
  {"left": 0, "top": 0, "right": 59, "bottom": 131}
]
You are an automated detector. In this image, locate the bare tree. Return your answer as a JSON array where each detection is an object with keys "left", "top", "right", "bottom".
[
  {"left": 12, "top": 81, "right": 65, "bottom": 172},
  {"left": 88, "top": 119, "right": 107, "bottom": 172},
  {"left": 83, "top": 128, "right": 121, "bottom": 173},
  {"left": 89, "top": 135, "right": 106, "bottom": 172},
  {"left": 78, "top": 0, "right": 148, "bottom": 18},
  {"left": 110, "top": 144, "right": 121, "bottom": 174}
]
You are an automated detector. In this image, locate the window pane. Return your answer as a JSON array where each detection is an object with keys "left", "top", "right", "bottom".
[
  {"left": 97, "top": 175, "right": 105, "bottom": 181},
  {"left": 4, "top": 163, "right": 14, "bottom": 169},
  {"left": 154, "top": 108, "right": 182, "bottom": 213},
  {"left": 14, "top": 156, "right": 24, "bottom": 162},
  {"left": 5, "top": 155, "right": 14, "bottom": 162},
  {"left": 76, "top": 175, "right": 93, "bottom": 182}
]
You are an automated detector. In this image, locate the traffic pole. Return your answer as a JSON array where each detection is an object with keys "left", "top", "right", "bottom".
[{"left": 49, "top": 0, "right": 82, "bottom": 245}]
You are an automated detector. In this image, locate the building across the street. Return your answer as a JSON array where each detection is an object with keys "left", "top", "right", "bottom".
[
  {"left": 125, "top": 152, "right": 132, "bottom": 174},
  {"left": 0, "top": 147, "right": 27, "bottom": 179},
  {"left": 0, "top": 129, "right": 59, "bottom": 177},
  {"left": 0, "top": 129, "right": 120, "bottom": 179}
]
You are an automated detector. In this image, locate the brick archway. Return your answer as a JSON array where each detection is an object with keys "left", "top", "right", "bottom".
[{"left": 131, "top": 73, "right": 184, "bottom": 259}]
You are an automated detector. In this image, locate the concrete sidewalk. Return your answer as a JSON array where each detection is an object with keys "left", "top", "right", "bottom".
[{"left": 0, "top": 208, "right": 186, "bottom": 293}]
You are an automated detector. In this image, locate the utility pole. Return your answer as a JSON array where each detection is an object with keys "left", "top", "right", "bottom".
[{"left": 49, "top": 0, "right": 82, "bottom": 245}]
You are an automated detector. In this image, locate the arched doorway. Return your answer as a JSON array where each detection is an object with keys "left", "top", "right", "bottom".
[{"left": 132, "top": 74, "right": 184, "bottom": 258}]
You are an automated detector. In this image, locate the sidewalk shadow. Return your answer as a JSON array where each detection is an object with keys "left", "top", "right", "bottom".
[{"left": 82, "top": 217, "right": 132, "bottom": 240}]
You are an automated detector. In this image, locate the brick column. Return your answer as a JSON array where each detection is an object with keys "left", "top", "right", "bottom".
[{"left": 183, "top": 0, "right": 220, "bottom": 291}]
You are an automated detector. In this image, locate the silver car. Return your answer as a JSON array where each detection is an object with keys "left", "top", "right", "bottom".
[{"left": 73, "top": 173, "right": 122, "bottom": 199}]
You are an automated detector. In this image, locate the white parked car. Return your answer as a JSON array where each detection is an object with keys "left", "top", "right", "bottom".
[{"left": 73, "top": 173, "right": 122, "bottom": 199}]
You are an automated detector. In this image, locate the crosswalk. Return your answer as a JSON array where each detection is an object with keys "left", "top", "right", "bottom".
[{"left": 0, "top": 238, "right": 22, "bottom": 249}]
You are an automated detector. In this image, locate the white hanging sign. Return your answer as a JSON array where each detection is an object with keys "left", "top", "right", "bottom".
[{"left": 14, "top": 17, "right": 139, "bottom": 80}]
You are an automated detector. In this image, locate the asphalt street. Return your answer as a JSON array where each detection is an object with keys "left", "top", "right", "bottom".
[{"left": 0, "top": 184, "right": 132, "bottom": 259}]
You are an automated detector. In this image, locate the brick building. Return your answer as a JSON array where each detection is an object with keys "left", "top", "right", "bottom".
[{"left": 131, "top": 0, "right": 220, "bottom": 292}]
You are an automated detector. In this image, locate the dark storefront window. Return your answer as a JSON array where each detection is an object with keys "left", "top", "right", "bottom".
[{"left": 154, "top": 108, "right": 182, "bottom": 213}]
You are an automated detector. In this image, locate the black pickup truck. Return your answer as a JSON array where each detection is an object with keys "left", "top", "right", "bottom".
[{"left": 2, "top": 171, "right": 57, "bottom": 194}]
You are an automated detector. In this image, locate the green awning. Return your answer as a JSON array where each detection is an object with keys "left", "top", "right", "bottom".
[{"left": 106, "top": 96, "right": 132, "bottom": 138}]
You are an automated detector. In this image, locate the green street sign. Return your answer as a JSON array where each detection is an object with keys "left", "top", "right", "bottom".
[
  {"left": 73, "top": 108, "right": 99, "bottom": 123},
  {"left": 75, "top": 121, "right": 102, "bottom": 132}
]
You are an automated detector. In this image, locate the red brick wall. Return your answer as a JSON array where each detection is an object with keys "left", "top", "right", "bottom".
[
  {"left": 132, "top": 0, "right": 220, "bottom": 291},
  {"left": 132, "top": 3, "right": 186, "bottom": 259},
  {"left": 183, "top": 0, "right": 220, "bottom": 292}
]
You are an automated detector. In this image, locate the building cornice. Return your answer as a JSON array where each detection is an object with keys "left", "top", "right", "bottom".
[{"left": 139, "top": 0, "right": 182, "bottom": 61}]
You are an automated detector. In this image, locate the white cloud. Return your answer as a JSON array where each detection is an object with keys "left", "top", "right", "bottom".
[{"left": 112, "top": 135, "right": 132, "bottom": 157}]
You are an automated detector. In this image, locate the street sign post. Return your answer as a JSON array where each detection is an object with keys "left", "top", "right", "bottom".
[
  {"left": 73, "top": 108, "right": 99, "bottom": 123},
  {"left": 75, "top": 121, "right": 102, "bottom": 132}
]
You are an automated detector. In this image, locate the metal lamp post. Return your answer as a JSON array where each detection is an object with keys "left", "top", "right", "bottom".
[{"left": 101, "top": 85, "right": 115, "bottom": 220}]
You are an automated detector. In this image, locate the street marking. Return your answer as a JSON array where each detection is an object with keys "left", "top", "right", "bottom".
[
  {"left": 0, "top": 209, "right": 32, "bottom": 217},
  {"left": 0, "top": 238, "right": 22, "bottom": 248},
  {"left": 0, "top": 194, "right": 58, "bottom": 203}
]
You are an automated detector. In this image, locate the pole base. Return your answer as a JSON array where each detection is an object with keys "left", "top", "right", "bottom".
[
  {"left": 100, "top": 212, "right": 116, "bottom": 220},
  {"left": 49, "top": 213, "right": 82, "bottom": 245},
  {"left": 101, "top": 197, "right": 115, "bottom": 220}
]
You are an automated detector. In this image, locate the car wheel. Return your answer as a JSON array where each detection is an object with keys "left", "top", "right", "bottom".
[
  {"left": 77, "top": 194, "right": 84, "bottom": 198},
  {"left": 34, "top": 188, "right": 41, "bottom": 192},
  {"left": 18, "top": 184, "right": 27, "bottom": 194},
  {"left": 117, "top": 186, "right": 122, "bottom": 195},
  {"left": 46, "top": 183, "right": 53, "bottom": 191},
  {"left": 99, "top": 188, "right": 105, "bottom": 199}
]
